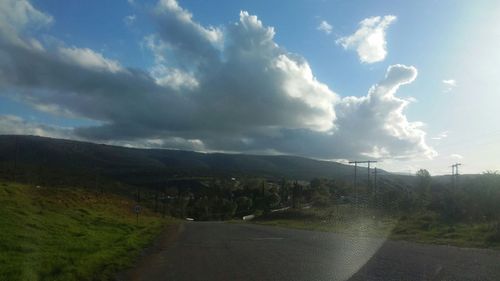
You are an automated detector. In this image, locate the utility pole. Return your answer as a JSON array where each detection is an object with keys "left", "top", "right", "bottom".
[
  {"left": 13, "top": 135, "right": 19, "bottom": 182},
  {"left": 373, "top": 167, "right": 379, "bottom": 208},
  {"left": 451, "top": 163, "right": 462, "bottom": 189},
  {"left": 349, "top": 160, "right": 378, "bottom": 204},
  {"left": 367, "top": 161, "right": 371, "bottom": 183},
  {"left": 450, "top": 165, "right": 455, "bottom": 188},
  {"left": 349, "top": 161, "right": 358, "bottom": 188},
  {"left": 366, "top": 160, "right": 378, "bottom": 189},
  {"left": 349, "top": 161, "right": 358, "bottom": 204}
]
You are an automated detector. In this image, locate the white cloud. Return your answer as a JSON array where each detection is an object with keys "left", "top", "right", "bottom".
[
  {"left": 58, "top": 47, "right": 124, "bottom": 73},
  {"left": 442, "top": 79, "right": 456, "bottom": 86},
  {"left": 404, "top": 96, "right": 417, "bottom": 103},
  {"left": 317, "top": 20, "right": 333, "bottom": 34},
  {"left": 124, "top": 14, "right": 136, "bottom": 26},
  {"left": 273, "top": 54, "right": 337, "bottom": 131},
  {"left": 150, "top": 65, "right": 199, "bottom": 90},
  {"left": 234, "top": 64, "right": 435, "bottom": 160},
  {"left": 155, "top": 0, "right": 223, "bottom": 46},
  {"left": 431, "top": 131, "right": 449, "bottom": 140},
  {"left": 143, "top": 34, "right": 199, "bottom": 90},
  {"left": 0, "top": 0, "right": 53, "bottom": 47},
  {"left": 450, "top": 153, "right": 463, "bottom": 160},
  {"left": 337, "top": 15, "right": 396, "bottom": 63},
  {"left": 332, "top": 64, "right": 436, "bottom": 159},
  {"left": 361, "top": 146, "right": 390, "bottom": 158},
  {"left": 442, "top": 79, "right": 457, "bottom": 93},
  {"left": 142, "top": 34, "right": 168, "bottom": 63},
  {"left": 0, "top": 115, "right": 72, "bottom": 139},
  {"left": 109, "top": 136, "right": 207, "bottom": 151}
]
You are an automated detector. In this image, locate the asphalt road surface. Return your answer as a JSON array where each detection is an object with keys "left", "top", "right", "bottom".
[{"left": 119, "top": 222, "right": 500, "bottom": 281}]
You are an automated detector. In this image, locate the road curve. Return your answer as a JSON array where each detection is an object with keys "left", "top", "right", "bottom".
[{"left": 118, "top": 222, "right": 500, "bottom": 281}]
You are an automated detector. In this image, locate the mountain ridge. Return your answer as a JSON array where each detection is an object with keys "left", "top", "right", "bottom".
[{"left": 0, "top": 135, "right": 390, "bottom": 188}]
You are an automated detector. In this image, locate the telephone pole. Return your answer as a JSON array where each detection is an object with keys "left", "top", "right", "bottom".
[
  {"left": 450, "top": 163, "right": 462, "bottom": 188},
  {"left": 13, "top": 135, "right": 19, "bottom": 182},
  {"left": 349, "top": 160, "right": 378, "bottom": 204},
  {"left": 366, "top": 160, "right": 377, "bottom": 188},
  {"left": 349, "top": 161, "right": 358, "bottom": 189}
]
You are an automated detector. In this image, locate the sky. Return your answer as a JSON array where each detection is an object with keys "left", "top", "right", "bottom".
[{"left": 0, "top": 0, "right": 499, "bottom": 175}]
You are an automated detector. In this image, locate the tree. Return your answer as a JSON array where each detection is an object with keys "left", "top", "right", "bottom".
[
  {"left": 266, "top": 192, "right": 281, "bottom": 209},
  {"left": 291, "top": 182, "right": 303, "bottom": 208},
  {"left": 235, "top": 196, "right": 253, "bottom": 213},
  {"left": 416, "top": 169, "right": 432, "bottom": 206},
  {"left": 416, "top": 169, "right": 431, "bottom": 185}
]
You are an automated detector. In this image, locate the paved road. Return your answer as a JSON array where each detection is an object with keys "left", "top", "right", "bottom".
[{"left": 119, "top": 222, "right": 500, "bottom": 281}]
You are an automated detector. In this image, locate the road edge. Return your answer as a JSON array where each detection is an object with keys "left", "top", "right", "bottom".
[{"left": 115, "top": 222, "right": 184, "bottom": 281}]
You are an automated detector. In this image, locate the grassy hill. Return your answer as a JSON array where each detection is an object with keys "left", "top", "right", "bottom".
[
  {"left": 0, "top": 135, "right": 394, "bottom": 189},
  {"left": 0, "top": 181, "right": 176, "bottom": 281}
]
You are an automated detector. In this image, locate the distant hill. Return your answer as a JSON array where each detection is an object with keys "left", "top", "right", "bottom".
[{"left": 0, "top": 135, "right": 392, "bottom": 188}]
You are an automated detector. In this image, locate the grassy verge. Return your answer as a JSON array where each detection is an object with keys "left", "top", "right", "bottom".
[
  {"left": 0, "top": 181, "right": 177, "bottom": 281},
  {"left": 251, "top": 205, "right": 500, "bottom": 249}
]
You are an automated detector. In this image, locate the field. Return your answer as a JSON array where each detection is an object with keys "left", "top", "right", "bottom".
[
  {"left": 0, "top": 181, "right": 176, "bottom": 281},
  {"left": 252, "top": 205, "right": 500, "bottom": 249}
]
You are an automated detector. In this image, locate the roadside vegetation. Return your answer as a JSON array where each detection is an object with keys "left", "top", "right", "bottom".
[
  {"left": 253, "top": 205, "right": 500, "bottom": 249},
  {"left": 251, "top": 171, "right": 500, "bottom": 249},
  {"left": 121, "top": 169, "right": 500, "bottom": 251},
  {"left": 0, "top": 181, "right": 176, "bottom": 281}
]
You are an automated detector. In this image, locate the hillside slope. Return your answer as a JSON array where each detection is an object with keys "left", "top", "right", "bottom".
[
  {"left": 0, "top": 181, "right": 174, "bottom": 281},
  {"left": 0, "top": 135, "right": 388, "bottom": 188}
]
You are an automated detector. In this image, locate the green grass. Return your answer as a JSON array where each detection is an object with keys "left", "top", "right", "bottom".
[
  {"left": 0, "top": 181, "right": 177, "bottom": 281},
  {"left": 391, "top": 213, "right": 500, "bottom": 248},
  {"left": 251, "top": 205, "right": 500, "bottom": 249},
  {"left": 252, "top": 206, "right": 397, "bottom": 239}
]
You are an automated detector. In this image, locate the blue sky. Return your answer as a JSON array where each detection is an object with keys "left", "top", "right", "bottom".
[{"left": 1, "top": 0, "right": 499, "bottom": 174}]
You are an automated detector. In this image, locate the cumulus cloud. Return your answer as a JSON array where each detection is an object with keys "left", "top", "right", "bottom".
[
  {"left": 152, "top": 0, "right": 223, "bottom": 70},
  {"left": 0, "top": 0, "right": 434, "bottom": 161},
  {"left": 142, "top": 34, "right": 199, "bottom": 90},
  {"left": 337, "top": 15, "right": 396, "bottom": 63},
  {"left": 317, "top": 20, "right": 333, "bottom": 34},
  {"left": 243, "top": 64, "right": 436, "bottom": 160},
  {"left": 332, "top": 64, "right": 436, "bottom": 159},
  {"left": 0, "top": 1, "right": 336, "bottom": 141}
]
